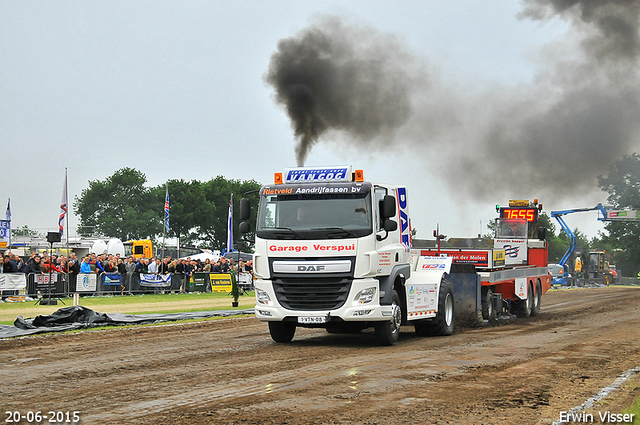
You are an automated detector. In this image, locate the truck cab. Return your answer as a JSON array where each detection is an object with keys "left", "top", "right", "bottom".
[{"left": 241, "top": 166, "right": 419, "bottom": 345}]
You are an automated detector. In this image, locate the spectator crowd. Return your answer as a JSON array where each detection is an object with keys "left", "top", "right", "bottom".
[{"left": 1, "top": 250, "right": 253, "bottom": 299}]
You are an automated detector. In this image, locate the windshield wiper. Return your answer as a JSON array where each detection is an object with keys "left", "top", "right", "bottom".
[
  {"left": 271, "top": 227, "right": 304, "bottom": 239},
  {"left": 312, "top": 227, "right": 359, "bottom": 238}
]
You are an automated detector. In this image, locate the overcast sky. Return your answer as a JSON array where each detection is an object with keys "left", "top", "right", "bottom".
[{"left": 2, "top": 1, "right": 639, "bottom": 240}]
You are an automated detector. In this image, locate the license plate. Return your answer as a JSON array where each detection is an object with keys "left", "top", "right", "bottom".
[{"left": 298, "top": 316, "right": 327, "bottom": 324}]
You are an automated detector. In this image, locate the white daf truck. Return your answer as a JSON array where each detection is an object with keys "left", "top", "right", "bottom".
[{"left": 239, "top": 165, "right": 472, "bottom": 346}]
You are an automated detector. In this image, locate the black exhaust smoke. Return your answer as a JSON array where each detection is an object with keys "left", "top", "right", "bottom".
[
  {"left": 266, "top": 5, "right": 640, "bottom": 201},
  {"left": 264, "top": 17, "right": 421, "bottom": 166}
]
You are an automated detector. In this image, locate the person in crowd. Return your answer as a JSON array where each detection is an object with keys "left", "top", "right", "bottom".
[
  {"left": 94, "top": 254, "right": 106, "bottom": 274},
  {"left": 203, "top": 258, "right": 212, "bottom": 273},
  {"left": 22, "top": 255, "right": 42, "bottom": 274},
  {"left": 211, "top": 259, "right": 222, "bottom": 273},
  {"left": 124, "top": 256, "right": 136, "bottom": 293},
  {"left": 117, "top": 258, "right": 126, "bottom": 275},
  {"left": 168, "top": 259, "right": 177, "bottom": 274},
  {"left": 116, "top": 258, "right": 127, "bottom": 294},
  {"left": 68, "top": 253, "right": 80, "bottom": 275},
  {"left": 2, "top": 253, "right": 18, "bottom": 273},
  {"left": 80, "top": 256, "right": 93, "bottom": 274},
  {"left": 159, "top": 257, "right": 170, "bottom": 275},
  {"left": 103, "top": 256, "right": 116, "bottom": 273},
  {"left": 244, "top": 260, "right": 253, "bottom": 273},
  {"left": 45, "top": 254, "right": 59, "bottom": 281},
  {"left": 89, "top": 253, "right": 97, "bottom": 272},
  {"left": 67, "top": 253, "right": 80, "bottom": 292},
  {"left": 220, "top": 256, "right": 230, "bottom": 273},
  {"left": 175, "top": 258, "right": 184, "bottom": 275},
  {"left": 14, "top": 254, "right": 24, "bottom": 272},
  {"left": 2, "top": 255, "right": 15, "bottom": 273},
  {"left": 183, "top": 259, "right": 193, "bottom": 278},
  {"left": 56, "top": 255, "right": 68, "bottom": 273},
  {"left": 147, "top": 257, "right": 158, "bottom": 274}
]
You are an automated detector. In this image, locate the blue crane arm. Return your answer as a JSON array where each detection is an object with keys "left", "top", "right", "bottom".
[{"left": 550, "top": 204, "right": 606, "bottom": 268}]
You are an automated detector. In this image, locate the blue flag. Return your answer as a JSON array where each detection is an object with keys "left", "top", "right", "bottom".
[
  {"left": 227, "top": 194, "right": 233, "bottom": 252},
  {"left": 164, "top": 185, "right": 170, "bottom": 233}
]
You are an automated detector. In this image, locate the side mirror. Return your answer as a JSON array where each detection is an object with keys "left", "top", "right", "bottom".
[
  {"left": 538, "top": 226, "right": 546, "bottom": 240},
  {"left": 240, "top": 198, "right": 250, "bottom": 221},
  {"left": 382, "top": 195, "right": 396, "bottom": 219},
  {"left": 383, "top": 219, "right": 397, "bottom": 232},
  {"left": 239, "top": 221, "right": 250, "bottom": 234}
]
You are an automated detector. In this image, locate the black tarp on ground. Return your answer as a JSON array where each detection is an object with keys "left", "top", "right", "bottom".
[{"left": 0, "top": 305, "right": 255, "bottom": 339}]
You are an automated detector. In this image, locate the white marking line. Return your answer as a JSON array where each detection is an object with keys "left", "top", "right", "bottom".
[{"left": 552, "top": 366, "right": 640, "bottom": 425}]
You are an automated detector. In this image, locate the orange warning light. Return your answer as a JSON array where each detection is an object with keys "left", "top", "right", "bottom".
[
  {"left": 274, "top": 173, "right": 283, "bottom": 184},
  {"left": 354, "top": 169, "right": 364, "bottom": 182}
]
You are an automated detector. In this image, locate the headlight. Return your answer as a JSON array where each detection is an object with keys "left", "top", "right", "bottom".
[
  {"left": 256, "top": 288, "right": 273, "bottom": 306},
  {"left": 353, "top": 287, "right": 376, "bottom": 305}
]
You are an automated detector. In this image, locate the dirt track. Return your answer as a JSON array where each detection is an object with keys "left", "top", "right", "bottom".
[{"left": 2, "top": 286, "right": 640, "bottom": 425}]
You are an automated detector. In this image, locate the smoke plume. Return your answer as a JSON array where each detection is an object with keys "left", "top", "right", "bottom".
[
  {"left": 265, "top": 17, "right": 423, "bottom": 166},
  {"left": 266, "top": 5, "right": 640, "bottom": 201}
]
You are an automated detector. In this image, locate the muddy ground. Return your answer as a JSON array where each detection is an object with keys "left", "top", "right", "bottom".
[{"left": 1, "top": 286, "right": 640, "bottom": 425}]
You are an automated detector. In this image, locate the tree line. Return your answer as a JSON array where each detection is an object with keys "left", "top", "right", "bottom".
[
  {"left": 73, "top": 153, "right": 640, "bottom": 276},
  {"left": 73, "top": 168, "right": 261, "bottom": 251}
]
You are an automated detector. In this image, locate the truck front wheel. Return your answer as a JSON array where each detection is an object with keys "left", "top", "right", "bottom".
[
  {"left": 268, "top": 321, "right": 296, "bottom": 343},
  {"left": 375, "top": 290, "right": 401, "bottom": 346}
]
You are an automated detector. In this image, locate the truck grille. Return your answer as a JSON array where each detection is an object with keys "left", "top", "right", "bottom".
[{"left": 272, "top": 277, "right": 352, "bottom": 310}]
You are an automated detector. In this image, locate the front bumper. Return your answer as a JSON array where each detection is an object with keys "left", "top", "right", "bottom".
[{"left": 253, "top": 277, "right": 394, "bottom": 323}]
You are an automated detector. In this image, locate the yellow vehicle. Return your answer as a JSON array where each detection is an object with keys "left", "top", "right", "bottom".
[{"left": 123, "top": 239, "right": 153, "bottom": 259}]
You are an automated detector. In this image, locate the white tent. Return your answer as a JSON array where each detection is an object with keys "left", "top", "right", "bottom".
[{"left": 179, "top": 250, "right": 220, "bottom": 262}]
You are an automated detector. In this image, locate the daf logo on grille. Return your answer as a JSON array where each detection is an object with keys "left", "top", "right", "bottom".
[
  {"left": 298, "top": 265, "right": 325, "bottom": 272},
  {"left": 273, "top": 260, "right": 351, "bottom": 274}
]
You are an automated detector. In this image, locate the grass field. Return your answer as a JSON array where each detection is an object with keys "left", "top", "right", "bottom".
[{"left": 0, "top": 291, "right": 255, "bottom": 325}]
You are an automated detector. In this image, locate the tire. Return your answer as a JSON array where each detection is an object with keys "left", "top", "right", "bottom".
[
  {"left": 375, "top": 290, "right": 401, "bottom": 346},
  {"left": 481, "top": 287, "right": 496, "bottom": 321},
  {"left": 268, "top": 321, "right": 296, "bottom": 343},
  {"left": 414, "top": 278, "right": 455, "bottom": 337},
  {"left": 530, "top": 281, "right": 542, "bottom": 316},
  {"left": 514, "top": 282, "right": 533, "bottom": 318}
]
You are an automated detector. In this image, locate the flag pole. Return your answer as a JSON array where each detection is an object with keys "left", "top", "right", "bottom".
[
  {"left": 65, "top": 168, "right": 69, "bottom": 248},
  {"left": 5, "top": 198, "right": 11, "bottom": 249},
  {"left": 163, "top": 183, "right": 169, "bottom": 260}
]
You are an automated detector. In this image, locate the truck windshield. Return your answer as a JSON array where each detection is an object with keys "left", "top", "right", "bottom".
[
  {"left": 495, "top": 218, "right": 528, "bottom": 238},
  {"left": 256, "top": 185, "right": 373, "bottom": 240}
]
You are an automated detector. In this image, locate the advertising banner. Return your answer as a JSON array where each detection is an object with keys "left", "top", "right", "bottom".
[
  {"left": 36, "top": 274, "right": 58, "bottom": 290},
  {"left": 0, "top": 274, "right": 26, "bottom": 290},
  {"left": 494, "top": 239, "right": 528, "bottom": 265},
  {"left": 76, "top": 274, "right": 97, "bottom": 292},
  {"left": 209, "top": 273, "right": 232, "bottom": 293},
  {"left": 140, "top": 273, "right": 171, "bottom": 287},
  {"left": 0, "top": 220, "right": 9, "bottom": 238},
  {"left": 102, "top": 273, "right": 121, "bottom": 286}
]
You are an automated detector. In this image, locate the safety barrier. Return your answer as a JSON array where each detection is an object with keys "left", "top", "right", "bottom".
[{"left": 0, "top": 271, "right": 254, "bottom": 299}]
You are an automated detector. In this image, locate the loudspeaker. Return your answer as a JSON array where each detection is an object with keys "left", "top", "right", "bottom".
[{"left": 47, "top": 232, "right": 61, "bottom": 243}]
